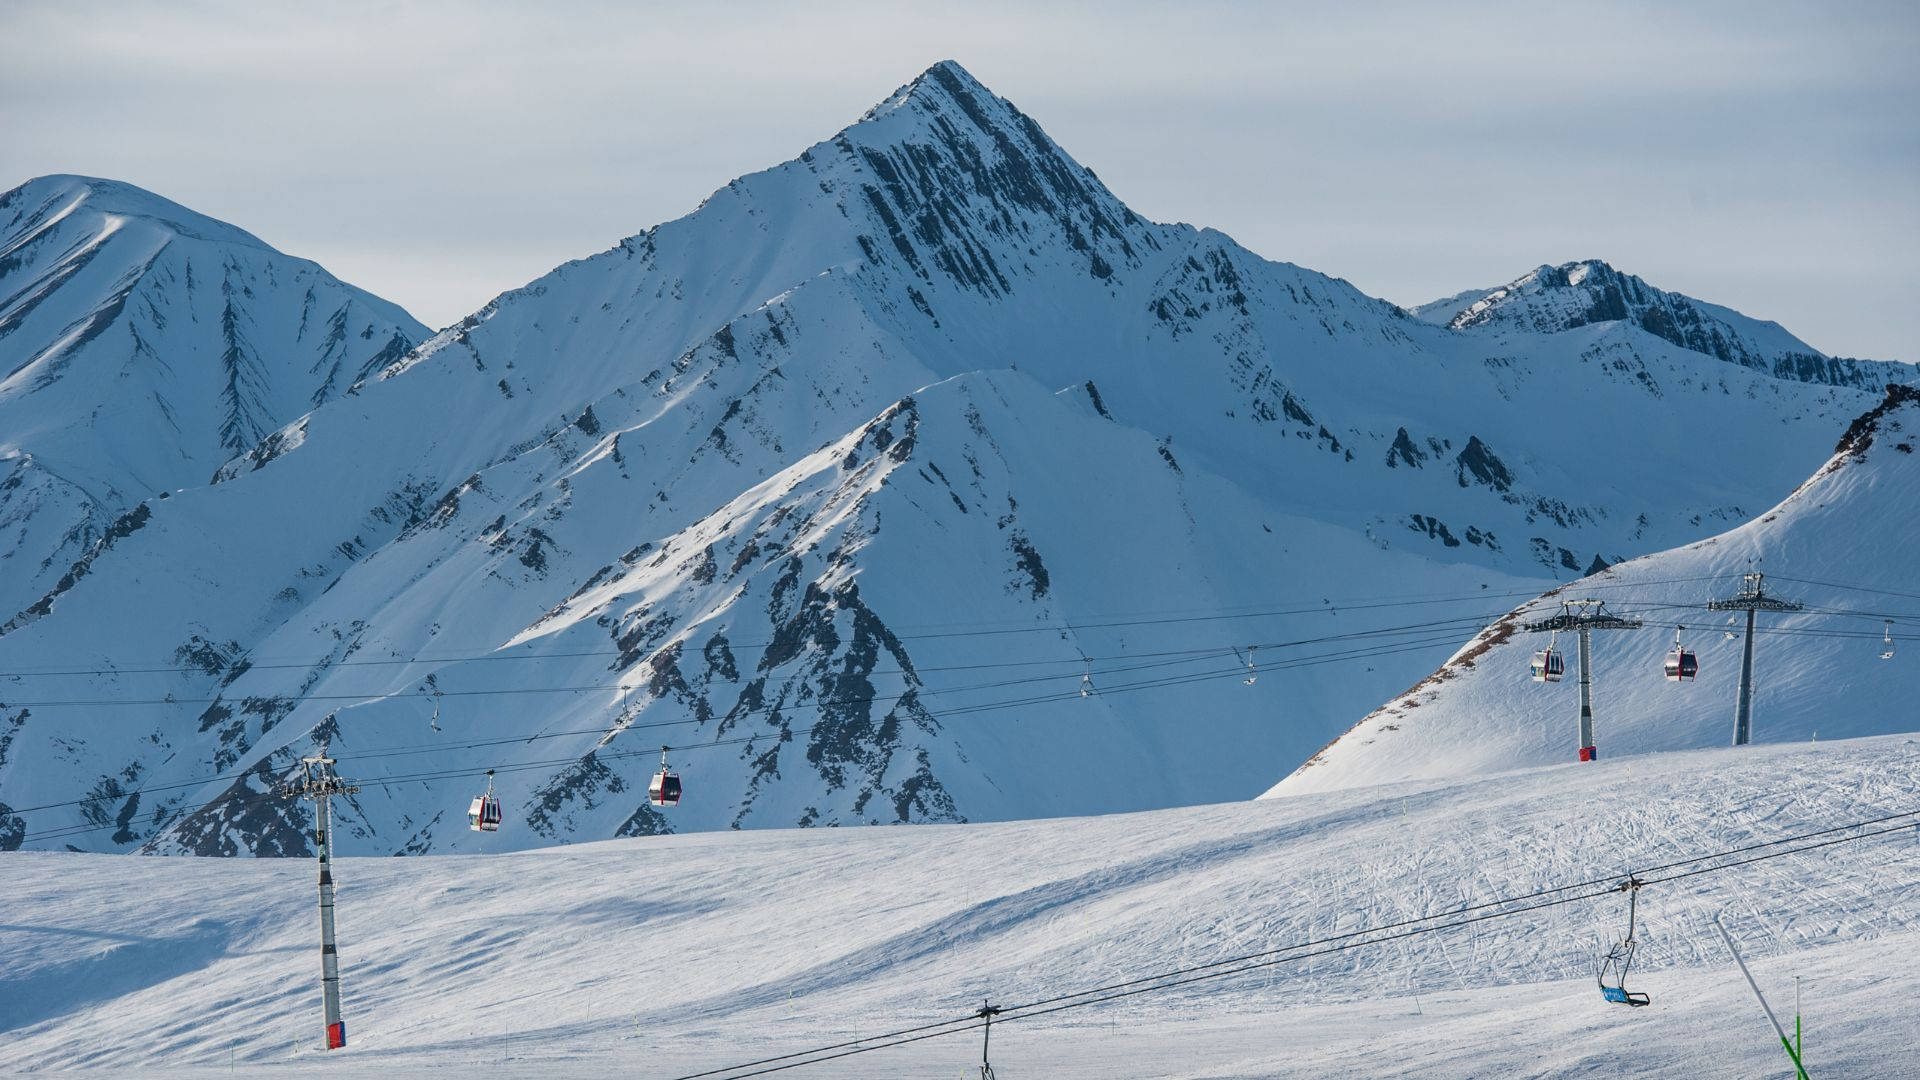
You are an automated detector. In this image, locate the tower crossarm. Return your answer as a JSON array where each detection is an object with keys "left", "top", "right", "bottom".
[
  {"left": 1707, "top": 597, "right": 1804, "bottom": 613},
  {"left": 1522, "top": 614, "right": 1644, "bottom": 633}
]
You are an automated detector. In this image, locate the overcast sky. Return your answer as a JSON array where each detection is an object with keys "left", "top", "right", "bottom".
[{"left": 4, "top": 0, "right": 1914, "bottom": 360}]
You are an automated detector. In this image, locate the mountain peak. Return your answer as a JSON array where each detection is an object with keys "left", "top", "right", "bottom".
[
  {"left": 863, "top": 59, "right": 995, "bottom": 123},
  {"left": 812, "top": 59, "right": 1148, "bottom": 297},
  {"left": 845, "top": 57, "right": 1066, "bottom": 169}
]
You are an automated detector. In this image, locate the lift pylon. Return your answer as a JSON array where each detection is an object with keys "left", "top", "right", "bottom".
[
  {"left": 1707, "top": 571, "right": 1803, "bottom": 746},
  {"left": 1522, "top": 599, "right": 1643, "bottom": 761},
  {"left": 287, "top": 744, "right": 360, "bottom": 1050}
]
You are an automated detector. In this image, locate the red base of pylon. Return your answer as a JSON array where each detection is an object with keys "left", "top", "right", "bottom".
[
  {"left": 1578, "top": 745, "right": 1598, "bottom": 762},
  {"left": 326, "top": 1022, "right": 346, "bottom": 1049}
]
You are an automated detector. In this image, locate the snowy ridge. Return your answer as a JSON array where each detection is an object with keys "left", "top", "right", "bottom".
[
  {"left": 1273, "top": 383, "right": 1920, "bottom": 797},
  {"left": 0, "top": 63, "right": 1915, "bottom": 855},
  {"left": 1420, "top": 259, "right": 1910, "bottom": 389},
  {"left": 0, "top": 175, "right": 429, "bottom": 616}
]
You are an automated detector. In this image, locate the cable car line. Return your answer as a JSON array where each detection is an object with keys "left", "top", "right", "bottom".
[
  {"left": 672, "top": 811, "right": 1920, "bottom": 1079},
  {"left": 7, "top": 647, "right": 1357, "bottom": 841},
  {"left": 12, "top": 660, "right": 1262, "bottom": 846},
  {"left": 1765, "top": 574, "right": 1920, "bottom": 603},
  {"left": 12, "top": 628, "right": 1496, "bottom": 844},
  {"left": 356, "top": 638, "right": 1464, "bottom": 789},
  {"left": 0, "top": 612, "right": 1504, "bottom": 711},
  {"left": 0, "top": 591, "right": 1518, "bottom": 678},
  {"left": 11, "top": 603, "right": 1910, "bottom": 830},
  {"left": 12, "top": 576, "right": 1914, "bottom": 836},
  {"left": 9, "top": 609, "right": 1905, "bottom": 831},
  {"left": 0, "top": 575, "right": 1740, "bottom": 680},
  {"left": 6, "top": 625, "right": 1483, "bottom": 823}
]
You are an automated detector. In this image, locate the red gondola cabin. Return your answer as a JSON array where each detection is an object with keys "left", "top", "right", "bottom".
[
  {"left": 649, "top": 768, "right": 682, "bottom": 807},
  {"left": 1663, "top": 647, "right": 1698, "bottom": 681},
  {"left": 1530, "top": 649, "right": 1565, "bottom": 683}
]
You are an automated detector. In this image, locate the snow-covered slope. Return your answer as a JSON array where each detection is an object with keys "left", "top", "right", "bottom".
[
  {"left": 0, "top": 175, "right": 429, "bottom": 615},
  {"left": 1273, "top": 384, "right": 1920, "bottom": 798},
  {"left": 3, "top": 734, "right": 1916, "bottom": 1077},
  {"left": 0, "top": 63, "right": 1912, "bottom": 855}
]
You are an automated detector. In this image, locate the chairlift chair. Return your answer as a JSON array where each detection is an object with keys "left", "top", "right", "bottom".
[
  {"left": 1597, "top": 879, "right": 1651, "bottom": 1007},
  {"left": 649, "top": 747, "right": 682, "bottom": 807},
  {"left": 1883, "top": 620, "right": 1897, "bottom": 661},
  {"left": 468, "top": 769, "right": 503, "bottom": 832}
]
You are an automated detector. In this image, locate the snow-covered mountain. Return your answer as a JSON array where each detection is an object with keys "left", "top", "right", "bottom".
[
  {"left": 0, "top": 175, "right": 429, "bottom": 616},
  {"left": 1272, "top": 383, "right": 1920, "bottom": 798},
  {"left": 0, "top": 62, "right": 1911, "bottom": 855}
]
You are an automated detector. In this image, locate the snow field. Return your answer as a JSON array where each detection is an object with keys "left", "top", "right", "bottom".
[{"left": 4, "top": 733, "right": 1917, "bottom": 1076}]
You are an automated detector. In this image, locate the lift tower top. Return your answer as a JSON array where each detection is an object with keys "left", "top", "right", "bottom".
[{"left": 1522, "top": 600, "right": 1643, "bottom": 762}]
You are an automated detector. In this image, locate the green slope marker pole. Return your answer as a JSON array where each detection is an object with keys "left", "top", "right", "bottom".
[
  {"left": 1713, "top": 914, "right": 1810, "bottom": 1079},
  {"left": 1795, "top": 977, "right": 1802, "bottom": 1070}
]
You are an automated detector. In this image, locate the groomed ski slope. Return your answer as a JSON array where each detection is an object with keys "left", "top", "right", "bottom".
[{"left": 4, "top": 734, "right": 1917, "bottom": 1077}]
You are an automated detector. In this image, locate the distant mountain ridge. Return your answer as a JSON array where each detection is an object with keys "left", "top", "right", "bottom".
[
  {"left": 1413, "top": 259, "right": 1905, "bottom": 389},
  {"left": 0, "top": 62, "right": 1912, "bottom": 856},
  {"left": 0, "top": 174, "right": 429, "bottom": 616}
]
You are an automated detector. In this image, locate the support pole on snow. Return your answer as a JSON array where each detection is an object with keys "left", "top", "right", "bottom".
[
  {"left": 1713, "top": 913, "right": 1810, "bottom": 1079},
  {"left": 1522, "top": 600, "right": 1642, "bottom": 761},
  {"left": 977, "top": 1000, "right": 1002, "bottom": 1080},
  {"left": 288, "top": 744, "right": 360, "bottom": 1050},
  {"left": 1707, "top": 571, "right": 1802, "bottom": 746},
  {"left": 1577, "top": 626, "right": 1595, "bottom": 755}
]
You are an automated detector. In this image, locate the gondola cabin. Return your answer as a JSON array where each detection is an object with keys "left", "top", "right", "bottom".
[
  {"left": 649, "top": 768, "right": 682, "bottom": 807},
  {"left": 1663, "top": 647, "right": 1698, "bottom": 681},
  {"left": 648, "top": 746, "right": 683, "bottom": 807},
  {"left": 468, "top": 793, "right": 502, "bottom": 832},
  {"left": 1530, "top": 649, "right": 1565, "bottom": 683},
  {"left": 468, "top": 768, "right": 503, "bottom": 832}
]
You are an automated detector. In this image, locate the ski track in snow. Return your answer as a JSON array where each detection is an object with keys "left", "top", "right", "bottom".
[{"left": 3, "top": 733, "right": 1917, "bottom": 1077}]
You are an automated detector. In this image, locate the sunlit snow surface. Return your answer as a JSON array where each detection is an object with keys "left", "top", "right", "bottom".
[{"left": 4, "top": 734, "right": 1916, "bottom": 1077}]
